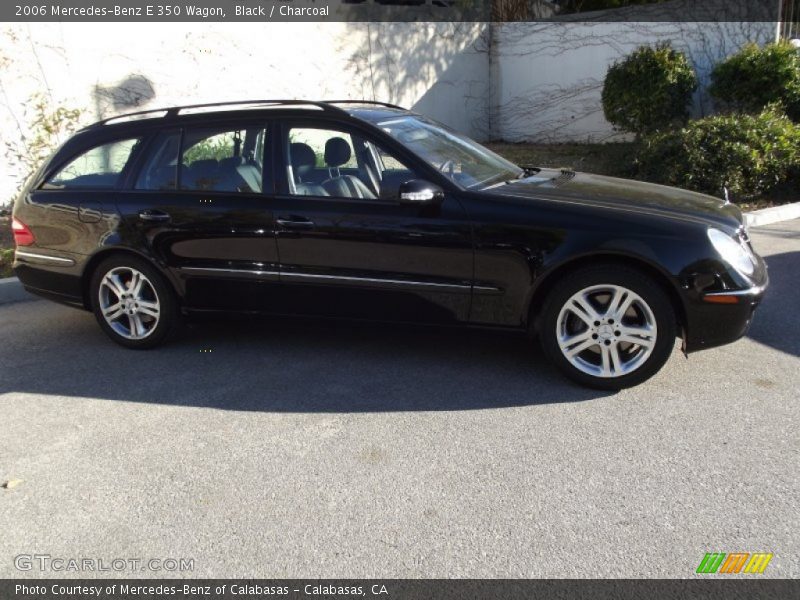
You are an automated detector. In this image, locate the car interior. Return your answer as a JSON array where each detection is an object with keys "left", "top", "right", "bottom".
[
  {"left": 43, "top": 138, "right": 143, "bottom": 190},
  {"left": 286, "top": 127, "right": 415, "bottom": 201},
  {"left": 179, "top": 128, "right": 264, "bottom": 193},
  {"left": 48, "top": 123, "right": 418, "bottom": 201},
  {"left": 134, "top": 127, "right": 265, "bottom": 193}
]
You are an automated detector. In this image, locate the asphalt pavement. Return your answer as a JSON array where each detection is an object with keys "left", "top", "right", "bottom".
[{"left": 1, "top": 220, "right": 798, "bottom": 578}]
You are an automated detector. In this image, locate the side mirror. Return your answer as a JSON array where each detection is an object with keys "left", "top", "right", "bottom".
[{"left": 398, "top": 179, "right": 444, "bottom": 205}]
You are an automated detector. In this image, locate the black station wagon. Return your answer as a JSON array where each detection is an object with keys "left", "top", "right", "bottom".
[{"left": 11, "top": 100, "right": 768, "bottom": 389}]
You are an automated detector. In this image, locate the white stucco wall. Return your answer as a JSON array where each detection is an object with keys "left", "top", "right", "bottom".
[
  {"left": 491, "top": 20, "right": 777, "bottom": 143},
  {"left": 0, "top": 18, "right": 776, "bottom": 203}
]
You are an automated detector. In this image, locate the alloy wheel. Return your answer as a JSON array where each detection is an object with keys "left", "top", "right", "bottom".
[
  {"left": 555, "top": 284, "right": 657, "bottom": 379},
  {"left": 98, "top": 266, "right": 161, "bottom": 340}
]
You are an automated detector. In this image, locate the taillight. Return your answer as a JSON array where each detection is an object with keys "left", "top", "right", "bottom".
[{"left": 11, "top": 217, "right": 35, "bottom": 246}]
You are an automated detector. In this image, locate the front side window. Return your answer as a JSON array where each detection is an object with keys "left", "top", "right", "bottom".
[
  {"left": 286, "top": 126, "right": 418, "bottom": 200},
  {"left": 44, "top": 138, "right": 141, "bottom": 190}
]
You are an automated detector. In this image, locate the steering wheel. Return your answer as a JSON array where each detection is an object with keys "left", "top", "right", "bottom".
[{"left": 439, "top": 159, "right": 456, "bottom": 177}]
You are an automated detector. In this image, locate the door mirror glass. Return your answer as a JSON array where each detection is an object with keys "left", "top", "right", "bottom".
[{"left": 398, "top": 179, "right": 444, "bottom": 205}]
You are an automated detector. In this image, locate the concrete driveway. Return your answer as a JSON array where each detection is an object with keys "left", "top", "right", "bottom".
[{"left": 1, "top": 220, "right": 798, "bottom": 578}]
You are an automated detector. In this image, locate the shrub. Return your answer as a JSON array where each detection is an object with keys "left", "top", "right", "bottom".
[
  {"left": 637, "top": 107, "right": 800, "bottom": 199},
  {"left": 602, "top": 43, "right": 698, "bottom": 135},
  {"left": 710, "top": 41, "right": 800, "bottom": 122},
  {"left": 3, "top": 93, "right": 83, "bottom": 199},
  {"left": 0, "top": 248, "right": 14, "bottom": 279}
]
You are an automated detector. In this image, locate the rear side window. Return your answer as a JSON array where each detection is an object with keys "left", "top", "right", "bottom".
[
  {"left": 43, "top": 139, "right": 140, "bottom": 190},
  {"left": 181, "top": 126, "right": 265, "bottom": 193}
]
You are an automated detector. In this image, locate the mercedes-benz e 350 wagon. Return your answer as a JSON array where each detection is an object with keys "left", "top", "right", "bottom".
[{"left": 11, "top": 100, "right": 768, "bottom": 389}]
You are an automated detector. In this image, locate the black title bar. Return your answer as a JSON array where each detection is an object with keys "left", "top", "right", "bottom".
[{"left": 2, "top": 0, "right": 784, "bottom": 23}]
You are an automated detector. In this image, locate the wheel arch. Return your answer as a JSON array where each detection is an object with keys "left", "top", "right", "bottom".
[
  {"left": 525, "top": 253, "right": 688, "bottom": 337},
  {"left": 80, "top": 247, "right": 179, "bottom": 311}
]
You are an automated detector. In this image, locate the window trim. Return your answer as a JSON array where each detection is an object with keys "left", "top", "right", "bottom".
[{"left": 127, "top": 128, "right": 182, "bottom": 192}]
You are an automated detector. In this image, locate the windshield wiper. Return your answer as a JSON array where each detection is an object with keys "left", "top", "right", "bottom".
[{"left": 519, "top": 165, "right": 541, "bottom": 178}]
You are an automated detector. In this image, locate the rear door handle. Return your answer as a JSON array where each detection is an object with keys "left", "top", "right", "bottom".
[
  {"left": 276, "top": 216, "right": 315, "bottom": 229},
  {"left": 138, "top": 209, "right": 171, "bottom": 222}
]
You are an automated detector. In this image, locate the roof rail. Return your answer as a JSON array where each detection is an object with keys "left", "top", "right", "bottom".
[
  {"left": 324, "top": 100, "right": 405, "bottom": 110},
  {"left": 85, "top": 99, "right": 355, "bottom": 129}
]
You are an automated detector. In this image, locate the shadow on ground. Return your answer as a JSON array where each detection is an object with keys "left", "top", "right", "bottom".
[
  {"left": 0, "top": 308, "right": 612, "bottom": 412},
  {"left": 4, "top": 242, "right": 797, "bottom": 413},
  {"left": 746, "top": 250, "right": 800, "bottom": 358}
]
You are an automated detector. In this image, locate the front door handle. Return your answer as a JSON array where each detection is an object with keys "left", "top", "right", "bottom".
[
  {"left": 276, "top": 216, "right": 315, "bottom": 229},
  {"left": 138, "top": 209, "right": 171, "bottom": 222}
]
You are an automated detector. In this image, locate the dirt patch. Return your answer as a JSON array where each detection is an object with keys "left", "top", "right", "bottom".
[{"left": 486, "top": 142, "right": 638, "bottom": 178}]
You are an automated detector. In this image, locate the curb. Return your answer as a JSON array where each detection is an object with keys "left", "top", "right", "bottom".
[{"left": 745, "top": 202, "right": 800, "bottom": 228}]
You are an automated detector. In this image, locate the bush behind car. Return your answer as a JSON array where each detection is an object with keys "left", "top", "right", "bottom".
[
  {"left": 710, "top": 41, "right": 800, "bottom": 123},
  {"left": 636, "top": 106, "right": 800, "bottom": 199},
  {"left": 602, "top": 43, "right": 698, "bottom": 136}
]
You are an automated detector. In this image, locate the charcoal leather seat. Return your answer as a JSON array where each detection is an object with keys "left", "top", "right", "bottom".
[
  {"left": 322, "top": 137, "right": 376, "bottom": 199},
  {"left": 217, "top": 156, "right": 262, "bottom": 193},
  {"left": 290, "top": 142, "right": 328, "bottom": 196}
]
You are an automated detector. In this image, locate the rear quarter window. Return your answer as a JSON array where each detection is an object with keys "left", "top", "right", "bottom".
[{"left": 42, "top": 138, "right": 141, "bottom": 190}]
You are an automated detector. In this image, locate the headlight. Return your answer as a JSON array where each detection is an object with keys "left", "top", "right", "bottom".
[{"left": 707, "top": 228, "right": 754, "bottom": 276}]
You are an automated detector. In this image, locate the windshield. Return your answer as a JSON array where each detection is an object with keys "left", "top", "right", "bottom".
[{"left": 375, "top": 115, "right": 523, "bottom": 189}]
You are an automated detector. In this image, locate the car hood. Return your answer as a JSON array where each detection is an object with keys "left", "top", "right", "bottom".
[{"left": 483, "top": 169, "right": 744, "bottom": 230}]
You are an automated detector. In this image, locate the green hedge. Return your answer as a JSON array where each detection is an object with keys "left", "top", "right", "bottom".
[
  {"left": 0, "top": 248, "right": 14, "bottom": 279},
  {"left": 637, "top": 107, "right": 800, "bottom": 199},
  {"left": 602, "top": 43, "right": 698, "bottom": 135},
  {"left": 710, "top": 41, "right": 800, "bottom": 122}
]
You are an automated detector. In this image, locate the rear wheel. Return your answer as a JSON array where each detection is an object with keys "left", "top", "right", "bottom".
[
  {"left": 539, "top": 265, "right": 677, "bottom": 389},
  {"left": 90, "top": 255, "right": 178, "bottom": 349}
]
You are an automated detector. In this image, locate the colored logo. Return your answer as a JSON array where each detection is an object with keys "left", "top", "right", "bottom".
[{"left": 696, "top": 552, "right": 773, "bottom": 574}]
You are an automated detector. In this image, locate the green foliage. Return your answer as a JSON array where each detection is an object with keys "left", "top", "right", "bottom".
[
  {"left": 602, "top": 43, "right": 698, "bottom": 135},
  {"left": 183, "top": 136, "right": 234, "bottom": 164},
  {"left": 0, "top": 248, "right": 14, "bottom": 278},
  {"left": 3, "top": 93, "right": 83, "bottom": 199},
  {"left": 637, "top": 107, "right": 800, "bottom": 199},
  {"left": 709, "top": 41, "right": 800, "bottom": 122}
]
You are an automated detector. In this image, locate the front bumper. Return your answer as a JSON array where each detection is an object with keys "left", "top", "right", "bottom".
[{"left": 684, "top": 275, "right": 769, "bottom": 353}]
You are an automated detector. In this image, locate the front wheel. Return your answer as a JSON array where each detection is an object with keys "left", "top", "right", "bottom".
[
  {"left": 539, "top": 265, "right": 677, "bottom": 390},
  {"left": 90, "top": 255, "right": 178, "bottom": 349}
]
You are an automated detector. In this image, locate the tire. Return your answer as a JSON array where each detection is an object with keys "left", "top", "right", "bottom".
[
  {"left": 89, "top": 254, "right": 178, "bottom": 349},
  {"left": 539, "top": 264, "right": 677, "bottom": 390}
]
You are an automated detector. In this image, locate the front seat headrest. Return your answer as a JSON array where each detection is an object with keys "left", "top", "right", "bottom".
[
  {"left": 324, "top": 137, "right": 352, "bottom": 168},
  {"left": 290, "top": 143, "right": 317, "bottom": 180}
]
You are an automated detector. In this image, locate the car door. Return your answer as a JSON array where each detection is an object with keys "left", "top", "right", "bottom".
[
  {"left": 115, "top": 122, "right": 280, "bottom": 311},
  {"left": 268, "top": 119, "right": 474, "bottom": 323}
]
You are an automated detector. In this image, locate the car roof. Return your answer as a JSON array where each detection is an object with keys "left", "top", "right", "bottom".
[{"left": 78, "top": 99, "right": 411, "bottom": 135}]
